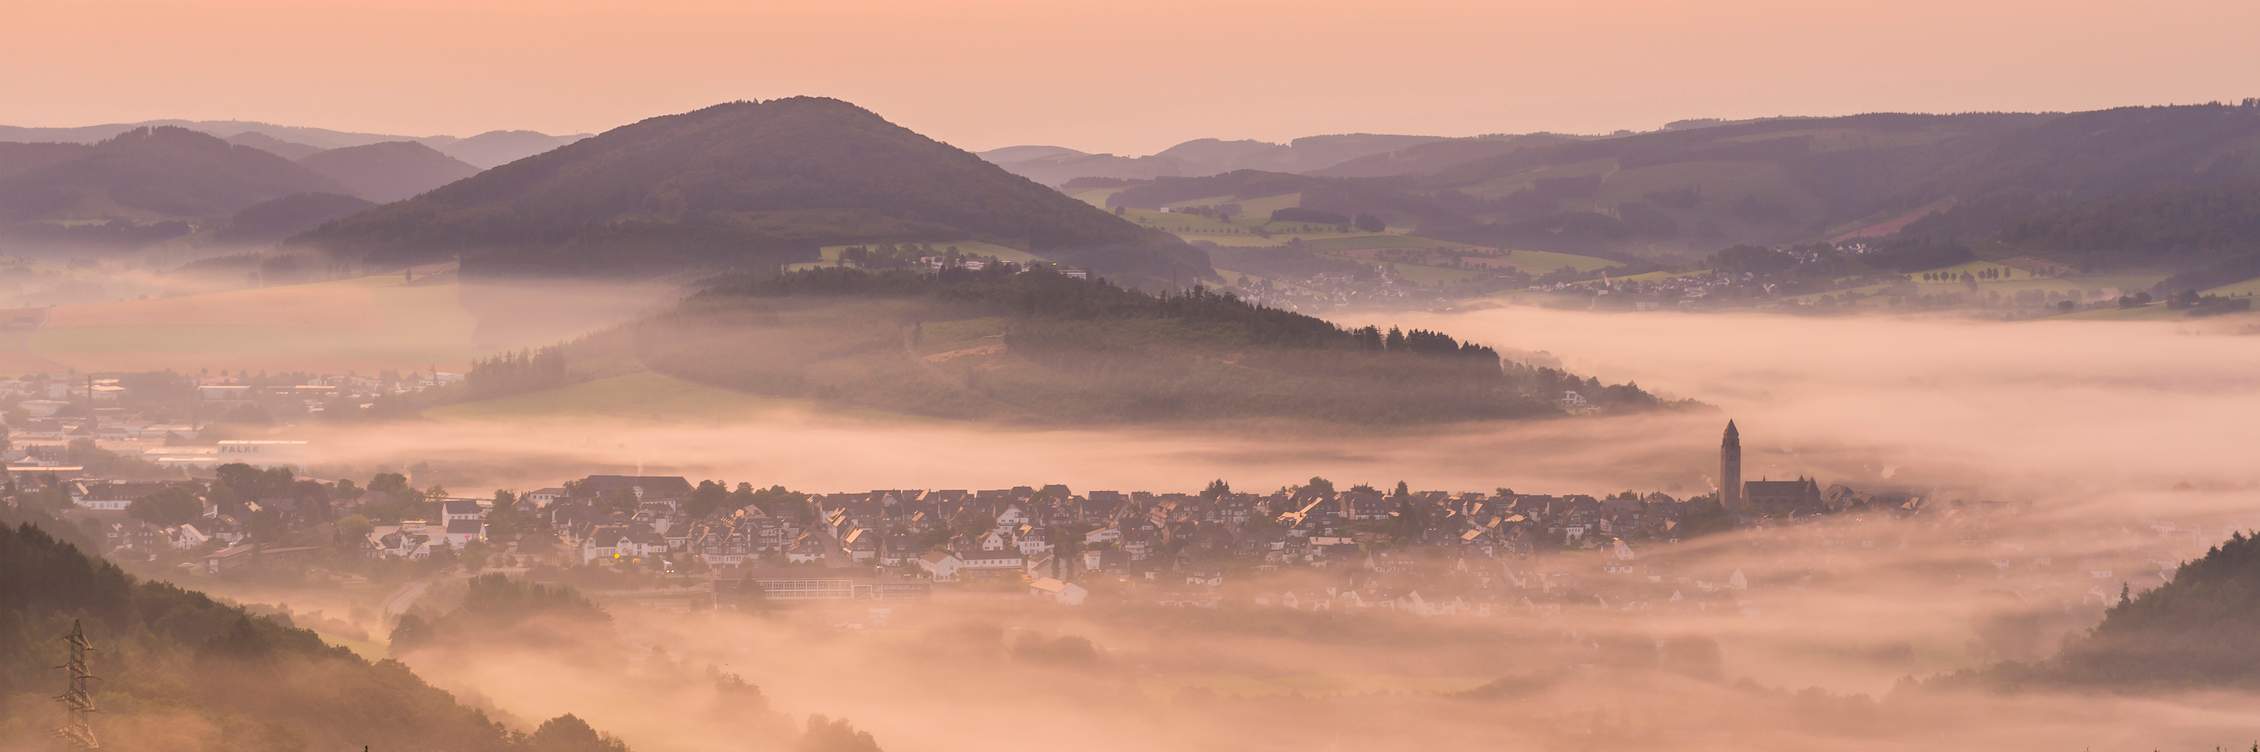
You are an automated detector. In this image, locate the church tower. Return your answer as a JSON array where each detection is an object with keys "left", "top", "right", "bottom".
[{"left": 1720, "top": 420, "right": 1743, "bottom": 514}]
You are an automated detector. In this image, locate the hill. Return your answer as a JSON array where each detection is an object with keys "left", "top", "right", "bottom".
[
  {"left": 294, "top": 97, "right": 1212, "bottom": 284},
  {"left": 0, "top": 141, "right": 89, "bottom": 180},
  {"left": 0, "top": 119, "right": 585, "bottom": 163},
  {"left": 213, "top": 192, "right": 378, "bottom": 245},
  {"left": 422, "top": 129, "right": 590, "bottom": 168},
  {"left": 298, "top": 141, "right": 482, "bottom": 202},
  {"left": 980, "top": 133, "right": 1446, "bottom": 186},
  {"left": 0, "top": 126, "right": 342, "bottom": 248},
  {"left": 226, "top": 131, "right": 324, "bottom": 160},
  {"left": 1970, "top": 530, "right": 2260, "bottom": 690},
  {"left": 483, "top": 265, "right": 1671, "bottom": 424},
  {"left": 0, "top": 521, "right": 619, "bottom": 751},
  {"left": 1091, "top": 104, "right": 2260, "bottom": 271}
]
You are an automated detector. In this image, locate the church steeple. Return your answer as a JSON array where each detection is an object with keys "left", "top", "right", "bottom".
[{"left": 1720, "top": 420, "right": 1744, "bottom": 514}]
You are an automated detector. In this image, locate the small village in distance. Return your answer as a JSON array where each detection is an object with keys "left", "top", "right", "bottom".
[{"left": 5, "top": 382, "right": 2178, "bottom": 624}]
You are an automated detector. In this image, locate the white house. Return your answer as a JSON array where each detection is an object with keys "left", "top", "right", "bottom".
[
  {"left": 1028, "top": 577, "right": 1089, "bottom": 606},
  {"left": 916, "top": 550, "right": 963, "bottom": 582},
  {"left": 954, "top": 548, "right": 1024, "bottom": 572}
]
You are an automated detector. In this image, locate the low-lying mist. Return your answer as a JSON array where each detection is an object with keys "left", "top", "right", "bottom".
[{"left": 201, "top": 303, "right": 2260, "bottom": 750}]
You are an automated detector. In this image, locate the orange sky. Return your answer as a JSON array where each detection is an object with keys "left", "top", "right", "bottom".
[{"left": 4, "top": 0, "right": 2255, "bottom": 154}]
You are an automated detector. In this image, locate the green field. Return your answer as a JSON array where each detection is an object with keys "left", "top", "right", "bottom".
[
  {"left": 1067, "top": 186, "right": 1123, "bottom": 209},
  {"left": 1481, "top": 248, "right": 1619, "bottom": 275},
  {"left": 2203, "top": 276, "right": 2260, "bottom": 298},
  {"left": 1297, "top": 234, "right": 1468, "bottom": 252},
  {"left": 1904, "top": 260, "right": 2166, "bottom": 296}
]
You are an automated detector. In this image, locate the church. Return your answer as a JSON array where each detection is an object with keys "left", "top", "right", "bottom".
[{"left": 1718, "top": 420, "right": 1823, "bottom": 518}]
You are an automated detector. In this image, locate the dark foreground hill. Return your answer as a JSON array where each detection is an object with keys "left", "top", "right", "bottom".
[
  {"left": 0, "top": 522, "right": 607, "bottom": 751},
  {"left": 295, "top": 97, "right": 1213, "bottom": 285},
  {"left": 481, "top": 265, "right": 1671, "bottom": 424}
]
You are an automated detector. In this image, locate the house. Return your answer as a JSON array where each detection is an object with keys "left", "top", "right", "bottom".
[
  {"left": 443, "top": 517, "right": 485, "bottom": 548},
  {"left": 955, "top": 547, "right": 1024, "bottom": 572},
  {"left": 164, "top": 524, "right": 210, "bottom": 550},
  {"left": 371, "top": 522, "right": 439, "bottom": 560},
  {"left": 440, "top": 499, "right": 485, "bottom": 526},
  {"left": 70, "top": 481, "right": 151, "bottom": 512},
  {"left": 579, "top": 525, "right": 626, "bottom": 563},
  {"left": 577, "top": 475, "right": 694, "bottom": 502},
  {"left": 1028, "top": 577, "right": 1089, "bottom": 606},
  {"left": 916, "top": 550, "right": 963, "bottom": 581},
  {"left": 616, "top": 526, "right": 668, "bottom": 560},
  {"left": 977, "top": 530, "right": 1010, "bottom": 552}
]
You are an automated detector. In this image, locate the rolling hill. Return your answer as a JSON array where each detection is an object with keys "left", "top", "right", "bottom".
[
  {"left": 225, "top": 130, "right": 325, "bottom": 160},
  {"left": 293, "top": 97, "right": 1213, "bottom": 284},
  {"left": 0, "top": 119, "right": 585, "bottom": 167},
  {"left": 421, "top": 129, "right": 589, "bottom": 168},
  {"left": 297, "top": 141, "right": 481, "bottom": 202},
  {"left": 0, "top": 127, "right": 343, "bottom": 248},
  {"left": 477, "top": 265, "right": 1672, "bottom": 424},
  {"left": 1963, "top": 530, "right": 2260, "bottom": 690},
  {"left": 1086, "top": 105, "right": 2260, "bottom": 271},
  {"left": 213, "top": 192, "right": 377, "bottom": 245}
]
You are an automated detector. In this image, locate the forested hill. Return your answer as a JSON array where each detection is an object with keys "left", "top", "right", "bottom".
[
  {"left": 517, "top": 265, "right": 1673, "bottom": 424},
  {"left": 1964, "top": 530, "right": 2260, "bottom": 690},
  {"left": 0, "top": 522, "right": 625, "bottom": 751},
  {"left": 293, "top": 97, "right": 1213, "bottom": 285}
]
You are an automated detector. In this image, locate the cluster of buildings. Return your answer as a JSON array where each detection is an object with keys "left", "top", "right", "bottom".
[
  {"left": 0, "top": 370, "right": 463, "bottom": 472},
  {"left": 6, "top": 420, "right": 1959, "bottom": 612}
]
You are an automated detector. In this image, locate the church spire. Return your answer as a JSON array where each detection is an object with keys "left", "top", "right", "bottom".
[{"left": 1719, "top": 420, "right": 1744, "bottom": 515}]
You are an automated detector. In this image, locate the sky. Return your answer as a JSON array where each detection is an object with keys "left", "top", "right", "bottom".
[{"left": 3, "top": 0, "right": 2256, "bottom": 155}]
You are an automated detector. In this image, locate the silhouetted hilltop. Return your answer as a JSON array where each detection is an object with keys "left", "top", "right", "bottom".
[{"left": 296, "top": 97, "right": 1212, "bottom": 284}]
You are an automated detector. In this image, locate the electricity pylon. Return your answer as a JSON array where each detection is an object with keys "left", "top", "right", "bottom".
[{"left": 54, "top": 619, "right": 100, "bottom": 751}]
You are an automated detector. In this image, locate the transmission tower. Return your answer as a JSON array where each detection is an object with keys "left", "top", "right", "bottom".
[{"left": 54, "top": 619, "right": 100, "bottom": 751}]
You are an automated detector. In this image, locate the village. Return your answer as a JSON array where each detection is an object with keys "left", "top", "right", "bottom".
[
  {"left": 0, "top": 361, "right": 2201, "bottom": 626},
  {"left": 3, "top": 414, "right": 2188, "bottom": 627}
]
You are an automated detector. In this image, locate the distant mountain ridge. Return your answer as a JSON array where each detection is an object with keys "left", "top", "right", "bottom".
[
  {"left": 0, "top": 119, "right": 588, "bottom": 168},
  {"left": 980, "top": 133, "right": 1448, "bottom": 186},
  {"left": 1085, "top": 104, "right": 2260, "bottom": 269},
  {"left": 0, "top": 126, "right": 341, "bottom": 230},
  {"left": 294, "top": 97, "right": 1213, "bottom": 284}
]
